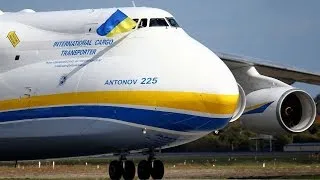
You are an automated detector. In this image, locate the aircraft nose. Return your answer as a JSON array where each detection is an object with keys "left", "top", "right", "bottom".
[
  {"left": 200, "top": 93, "right": 239, "bottom": 118},
  {"left": 178, "top": 36, "right": 240, "bottom": 130},
  {"left": 196, "top": 60, "right": 239, "bottom": 127},
  {"left": 130, "top": 30, "right": 240, "bottom": 132},
  {"left": 195, "top": 59, "right": 239, "bottom": 131}
]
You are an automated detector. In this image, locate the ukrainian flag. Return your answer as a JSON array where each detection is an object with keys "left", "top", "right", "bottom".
[{"left": 97, "top": 9, "right": 137, "bottom": 37}]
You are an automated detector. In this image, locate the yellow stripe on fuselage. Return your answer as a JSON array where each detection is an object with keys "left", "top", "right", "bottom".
[{"left": 0, "top": 91, "right": 239, "bottom": 115}]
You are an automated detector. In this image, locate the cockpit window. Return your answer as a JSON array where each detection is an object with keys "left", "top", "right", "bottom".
[
  {"left": 138, "top": 18, "right": 148, "bottom": 28},
  {"left": 149, "top": 18, "right": 169, "bottom": 27},
  {"left": 132, "top": 19, "right": 139, "bottom": 29},
  {"left": 166, "top": 17, "right": 180, "bottom": 28}
]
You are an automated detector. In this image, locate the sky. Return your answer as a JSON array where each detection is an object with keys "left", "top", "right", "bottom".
[{"left": 1, "top": 0, "right": 319, "bottom": 97}]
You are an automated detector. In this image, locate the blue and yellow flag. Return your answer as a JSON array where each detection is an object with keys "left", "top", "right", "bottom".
[{"left": 97, "top": 9, "right": 136, "bottom": 37}]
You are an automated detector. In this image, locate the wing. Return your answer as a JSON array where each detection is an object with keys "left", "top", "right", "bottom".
[{"left": 217, "top": 52, "right": 320, "bottom": 85}]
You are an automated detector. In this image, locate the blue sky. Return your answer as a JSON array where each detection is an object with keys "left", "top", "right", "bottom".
[{"left": 1, "top": 0, "right": 319, "bottom": 97}]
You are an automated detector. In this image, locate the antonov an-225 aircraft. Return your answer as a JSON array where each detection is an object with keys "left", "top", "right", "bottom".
[{"left": 0, "top": 7, "right": 319, "bottom": 180}]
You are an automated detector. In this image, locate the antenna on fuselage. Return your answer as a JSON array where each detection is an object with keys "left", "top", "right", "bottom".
[{"left": 132, "top": 1, "right": 136, "bottom": 7}]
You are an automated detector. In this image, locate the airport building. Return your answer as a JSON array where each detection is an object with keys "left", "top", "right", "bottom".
[{"left": 284, "top": 143, "right": 320, "bottom": 152}]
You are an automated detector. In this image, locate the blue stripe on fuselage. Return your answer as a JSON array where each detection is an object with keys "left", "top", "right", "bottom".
[{"left": 0, "top": 105, "right": 230, "bottom": 132}]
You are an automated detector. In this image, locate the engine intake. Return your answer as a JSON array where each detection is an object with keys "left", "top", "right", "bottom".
[
  {"left": 277, "top": 89, "right": 316, "bottom": 133},
  {"left": 241, "top": 87, "right": 316, "bottom": 134}
]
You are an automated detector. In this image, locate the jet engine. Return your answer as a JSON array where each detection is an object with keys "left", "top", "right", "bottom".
[
  {"left": 316, "top": 102, "right": 320, "bottom": 122},
  {"left": 229, "top": 84, "right": 246, "bottom": 122},
  {"left": 241, "top": 87, "right": 316, "bottom": 134}
]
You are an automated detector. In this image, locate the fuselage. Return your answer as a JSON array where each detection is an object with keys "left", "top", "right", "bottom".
[{"left": 0, "top": 7, "right": 239, "bottom": 160}]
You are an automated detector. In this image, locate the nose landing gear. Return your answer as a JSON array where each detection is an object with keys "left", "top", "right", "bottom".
[
  {"left": 109, "top": 159, "right": 136, "bottom": 180},
  {"left": 150, "top": 159, "right": 164, "bottom": 179},
  {"left": 137, "top": 160, "right": 151, "bottom": 179},
  {"left": 109, "top": 154, "right": 136, "bottom": 180},
  {"left": 123, "top": 160, "right": 136, "bottom": 180},
  {"left": 108, "top": 151, "right": 164, "bottom": 180},
  {"left": 137, "top": 159, "right": 164, "bottom": 179},
  {"left": 109, "top": 160, "right": 122, "bottom": 180},
  {"left": 137, "top": 151, "right": 164, "bottom": 180}
]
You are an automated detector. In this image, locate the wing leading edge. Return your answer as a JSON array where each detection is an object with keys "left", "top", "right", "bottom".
[{"left": 217, "top": 52, "right": 320, "bottom": 85}]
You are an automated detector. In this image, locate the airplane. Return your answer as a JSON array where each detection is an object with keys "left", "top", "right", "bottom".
[
  {"left": 317, "top": 107, "right": 320, "bottom": 123},
  {"left": 316, "top": 96, "right": 320, "bottom": 123},
  {"left": 0, "top": 6, "right": 319, "bottom": 180}
]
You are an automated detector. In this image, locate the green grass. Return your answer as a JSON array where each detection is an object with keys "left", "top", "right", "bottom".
[
  {"left": 2, "top": 153, "right": 318, "bottom": 167},
  {"left": 0, "top": 153, "right": 319, "bottom": 179}
]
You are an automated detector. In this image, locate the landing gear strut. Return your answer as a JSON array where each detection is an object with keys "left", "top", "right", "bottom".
[{"left": 108, "top": 151, "right": 165, "bottom": 180}]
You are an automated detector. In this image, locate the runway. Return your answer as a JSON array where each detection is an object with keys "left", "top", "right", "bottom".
[
  {"left": 1, "top": 164, "right": 319, "bottom": 179},
  {"left": 0, "top": 152, "right": 319, "bottom": 179}
]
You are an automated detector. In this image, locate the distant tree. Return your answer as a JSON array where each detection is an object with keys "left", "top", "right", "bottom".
[
  {"left": 307, "top": 93, "right": 320, "bottom": 135},
  {"left": 218, "top": 122, "right": 255, "bottom": 151},
  {"left": 274, "top": 134, "right": 293, "bottom": 151}
]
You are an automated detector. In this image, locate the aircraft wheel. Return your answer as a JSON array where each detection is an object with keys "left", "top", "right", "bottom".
[
  {"left": 138, "top": 160, "right": 151, "bottom": 179},
  {"left": 109, "top": 160, "right": 122, "bottom": 180},
  {"left": 123, "top": 160, "right": 135, "bottom": 180},
  {"left": 150, "top": 160, "right": 164, "bottom": 179}
]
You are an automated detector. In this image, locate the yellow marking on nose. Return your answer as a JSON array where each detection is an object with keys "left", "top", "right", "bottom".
[{"left": 0, "top": 91, "right": 239, "bottom": 115}]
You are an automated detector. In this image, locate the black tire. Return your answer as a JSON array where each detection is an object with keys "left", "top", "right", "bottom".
[
  {"left": 150, "top": 160, "right": 164, "bottom": 179},
  {"left": 123, "top": 160, "right": 135, "bottom": 180},
  {"left": 109, "top": 160, "right": 122, "bottom": 180},
  {"left": 138, "top": 160, "right": 151, "bottom": 180}
]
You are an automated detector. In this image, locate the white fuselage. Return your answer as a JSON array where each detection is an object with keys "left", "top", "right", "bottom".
[{"left": 0, "top": 7, "right": 239, "bottom": 160}]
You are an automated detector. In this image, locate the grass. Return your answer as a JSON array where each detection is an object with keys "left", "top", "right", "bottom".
[{"left": 0, "top": 152, "right": 319, "bottom": 179}]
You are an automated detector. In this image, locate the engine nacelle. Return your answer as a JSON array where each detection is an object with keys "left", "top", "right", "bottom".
[
  {"left": 229, "top": 84, "right": 246, "bottom": 122},
  {"left": 241, "top": 87, "right": 316, "bottom": 134},
  {"left": 316, "top": 103, "right": 320, "bottom": 123}
]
